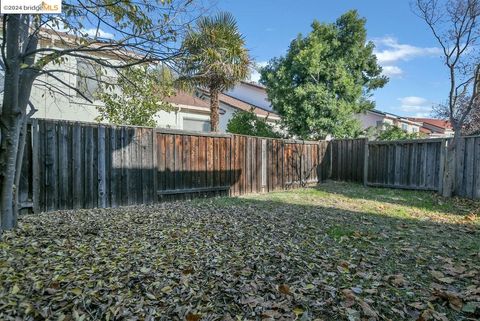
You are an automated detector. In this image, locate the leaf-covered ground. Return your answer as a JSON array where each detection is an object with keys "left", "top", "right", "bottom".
[{"left": 1, "top": 182, "right": 479, "bottom": 321}]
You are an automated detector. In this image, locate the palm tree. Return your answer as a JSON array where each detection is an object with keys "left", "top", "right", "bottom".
[{"left": 179, "top": 12, "right": 250, "bottom": 132}]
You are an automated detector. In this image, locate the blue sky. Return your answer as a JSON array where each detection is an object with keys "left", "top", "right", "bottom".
[{"left": 216, "top": 0, "right": 449, "bottom": 117}]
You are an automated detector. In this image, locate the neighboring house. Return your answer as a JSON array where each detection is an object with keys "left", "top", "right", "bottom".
[
  {"left": 1, "top": 29, "right": 114, "bottom": 122},
  {"left": 407, "top": 118, "right": 454, "bottom": 137},
  {"left": 196, "top": 88, "right": 281, "bottom": 132},
  {"left": 356, "top": 109, "right": 422, "bottom": 134},
  {"left": 225, "top": 81, "right": 273, "bottom": 111},
  {"left": 0, "top": 29, "right": 280, "bottom": 133}
]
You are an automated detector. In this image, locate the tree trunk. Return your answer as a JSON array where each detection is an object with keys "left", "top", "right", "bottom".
[
  {"left": 13, "top": 114, "right": 28, "bottom": 216},
  {"left": 0, "top": 15, "right": 22, "bottom": 231},
  {"left": 0, "top": 114, "right": 23, "bottom": 230},
  {"left": 209, "top": 86, "right": 220, "bottom": 132}
]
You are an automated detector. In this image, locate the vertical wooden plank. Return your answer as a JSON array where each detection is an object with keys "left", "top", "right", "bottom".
[
  {"left": 152, "top": 129, "right": 158, "bottom": 203},
  {"left": 394, "top": 143, "right": 401, "bottom": 186},
  {"left": 45, "top": 121, "right": 58, "bottom": 211},
  {"left": 198, "top": 136, "right": 207, "bottom": 189},
  {"left": 174, "top": 135, "right": 183, "bottom": 194},
  {"left": 473, "top": 137, "right": 480, "bottom": 199},
  {"left": 97, "top": 125, "right": 107, "bottom": 208},
  {"left": 31, "top": 120, "right": 40, "bottom": 213},
  {"left": 183, "top": 135, "right": 192, "bottom": 190},
  {"left": 239, "top": 136, "right": 245, "bottom": 194},
  {"left": 109, "top": 127, "right": 118, "bottom": 207},
  {"left": 92, "top": 125, "right": 99, "bottom": 208},
  {"left": 206, "top": 137, "right": 214, "bottom": 189},
  {"left": 464, "top": 138, "right": 475, "bottom": 198},
  {"left": 213, "top": 137, "right": 220, "bottom": 190},
  {"left": 57, "top": 123, "right": 67, "bottom": 209},
  {"left": 225, "top": 136, "right": 232, "bottom": 193},
  {"left": 157, "top": 133, "right": 166, "bottom": 192},
  {"left": 455, "top": 137, "right": 466, "bottom": 196},
  {"left": 84, "top": 125, "right": 94, "bottom": 208},
  {"left": 219, "top": 137, "right": 226, "bottom": 189},
  {"left": 103, "top": 125, "right": 110, "bottom": 208},
  {"left": 165, "top": 134, "right": 175, "bottom": 191},
  {"left": 363, "top": 139, "right": 369, "bottom": 186},
  {"left": 131, "top": 127, "right": 140, "bottom": 204}
]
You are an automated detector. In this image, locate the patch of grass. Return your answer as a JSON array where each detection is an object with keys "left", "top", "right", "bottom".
[
  {"left": 1, "top": 182, "right": 479, "bottom": 321},
  {"left": 326, "top": 225, "right": 355, "bottom": 240}
]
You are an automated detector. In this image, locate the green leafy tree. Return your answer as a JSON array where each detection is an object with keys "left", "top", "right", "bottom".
[
  {"left": 226, "top": 110, "right": 280, "bottom": 138},
  {"left": 0, "top": 0, "right": 196, "bottom": 231},
  {"left": 373, "top": 125, "right": 425, "bottom": 141},
  {"left": 179, "top": 12, "right": 250, "bottom": 132},
  {"left": 261, "top": 10, "right": 387, "bottom": 139},
  {"left": 96, "top": 66, "right": 175, "bottom": 127}
]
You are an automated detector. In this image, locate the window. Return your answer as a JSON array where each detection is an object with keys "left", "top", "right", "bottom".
[
  {"left": 76, "top": 59, "right": 100, "bottom": 100},
  {"left": 376, "top": 120, "right": 385, "bottom": 129},
  {"left": 183, "top": 118, "right": 211, "bottom": 132},
  {"left": 402, "top": 123, "right": 408, "bottom": 131}
]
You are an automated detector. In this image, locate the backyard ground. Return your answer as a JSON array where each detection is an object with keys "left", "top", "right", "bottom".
[{"left": 1, "top": 182, "right": 479, "bottom": 321}]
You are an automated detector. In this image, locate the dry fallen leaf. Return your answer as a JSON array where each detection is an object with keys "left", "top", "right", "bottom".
[{"left": 278, "top": 284, "right": 291, "bottom": 295}]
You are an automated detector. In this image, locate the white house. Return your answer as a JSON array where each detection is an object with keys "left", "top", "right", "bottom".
[
  {"left": 356, "top": 109, "right": 422, "bottom": 134},
  {"left": 225, "top": 81, "right": 273, "bottom": 111}
]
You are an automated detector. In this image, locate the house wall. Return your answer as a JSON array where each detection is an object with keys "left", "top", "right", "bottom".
[
  {"left": 30, "top": 51, "right": 116, "bottom": 123},
  {"left": 154, "top": 103, "right": 237, "bottom": 133},
  {"left": 225, "top": 83, "right": 272, "bottom": 111},
  {"left": 356, "top": 112, "right": 386, "bottom": 129},
  {"left": 356, "top": 111, "right": 421, "bottom": 133}
]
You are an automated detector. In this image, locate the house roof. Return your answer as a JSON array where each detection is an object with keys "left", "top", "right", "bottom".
[
  {"left": 240, "top": 81, "right": 267, "bottom": 90},
  {"left": 366, "top": 109, "right": 422, "bottom": 126},
  {"left": 164, "top": 91, "right": 210, "bottom": 108},
  {"left": 419, "top": 127, "right": 433, "bottom": 134},
  {"left": 197, "top": 89, "right": 280, "bottom": 120},
  {"left": 407, "top": 118, "right": 453, "bottom": 130}
]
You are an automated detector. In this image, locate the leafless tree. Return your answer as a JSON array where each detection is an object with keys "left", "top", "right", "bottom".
[
  {"left": 0, "top": 0, "right": 207, "bottom": 232},
  {"left": 413, "top": 0, "right": 480, "bottom": 196}
]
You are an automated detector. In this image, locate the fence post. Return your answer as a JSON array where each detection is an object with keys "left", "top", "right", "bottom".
[
  {"left": 31, "top": 119, "right": 40, "bottom": 214},
  {"left": 152, "top": 128, "right": 158, "bottom": 203},
  {"left": 438, "top": 138, "right": 448, "bottom": 195},
  {"left": 363, "top": 138, "right": 369, "bottom": 187}
]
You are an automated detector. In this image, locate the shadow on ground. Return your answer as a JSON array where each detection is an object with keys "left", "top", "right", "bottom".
[{"left": 1, "top": 183, "right": 479, "bottom": 321}]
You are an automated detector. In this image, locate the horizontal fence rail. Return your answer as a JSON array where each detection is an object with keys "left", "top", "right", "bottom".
[{"left": 18, "top": 119, "right": 480, "bottom": 214}]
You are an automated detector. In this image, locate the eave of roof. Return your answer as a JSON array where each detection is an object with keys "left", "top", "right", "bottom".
[
  {"left": 197, "top": 88, "right": 280, "bottom": 119},
  {"left": 240, "top": 80, "right": 266, "bottom": 90}
]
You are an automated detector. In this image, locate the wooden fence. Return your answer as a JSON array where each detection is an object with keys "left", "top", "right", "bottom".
[
  {"left": 18, "top": 119, "right": 480, "bottom": 214},
  {"left": 330, "top": 139, "right": 367, "bottom": 183},
  {"left": 20, "top": 119, "right": 331, "bottom": 213},
  {"left": 366, "top": 139, "right": 444, "bottom": 191},
  {"left": 454, "top": 136, "right": 480, "bottom": 199}
]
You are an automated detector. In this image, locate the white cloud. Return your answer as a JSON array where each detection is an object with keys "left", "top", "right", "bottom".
[
  {"left": 382, "top": 65, "right": 403, "bottom": 78},
  {"left": 372, "top": 37, "right": 441, "bottom": 79},
  {"left": 373, "top": 36, "right": 442, "bottom": 64},
  {"left": 398, "top": 96, "right": 432, "bottom": 117},
  {"left": 399, "top": 96, "right": 429, "bottom": 106}
]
